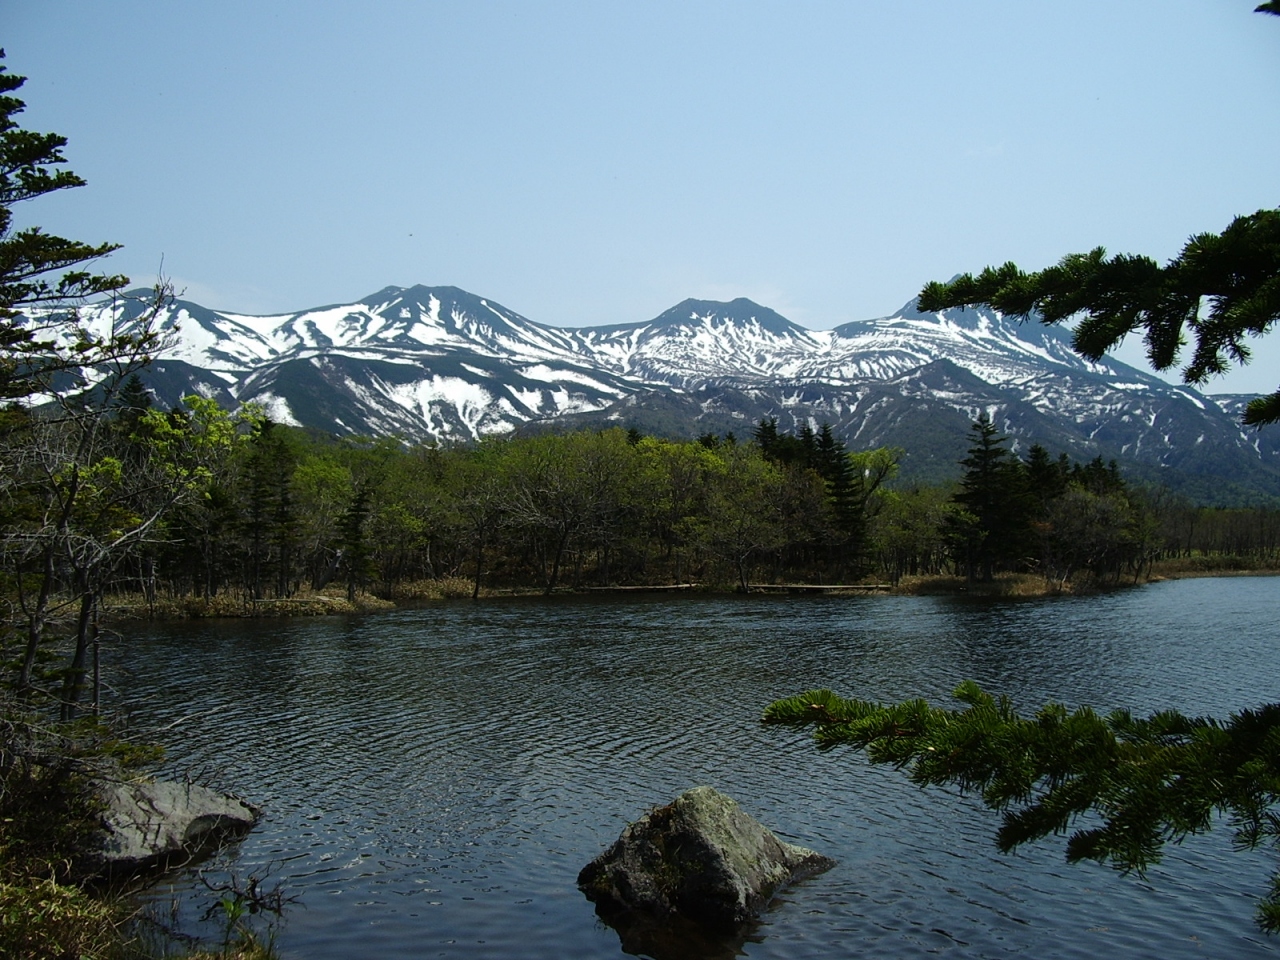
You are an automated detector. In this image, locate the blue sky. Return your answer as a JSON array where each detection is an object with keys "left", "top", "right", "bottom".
[{"left": 5, "top": 1, "right": 1279, "bottom": 392}]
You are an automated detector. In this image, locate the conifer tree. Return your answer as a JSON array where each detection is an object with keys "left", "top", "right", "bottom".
[
  {"left": 754, "top": 416, "right": 809, "bottom": 469},
  {"left": 241, "top": 422, "right": 299, "bottom": 600},
  {"left": 1024, "top": 444, "right": 1069, "bottom": 505},
  {"left": 948, "top": 415, "right": 1033, "bottom": 580},
  {"left": 764, "top": 684, "right": 1280, "bottom": 932},
  {"left": 0, "top": 51, "right": 180, "bottom": 703},
  {"left": 918, "top": 210, "right": 1280, "bottom": 425},
  {"left": 812, "top": 423, "right": 864, "bottom": 565},
  {"left": 339, "top": 483, "right": 373, "bottom": 602},
  {"left": 0, "top": 51, "right": 135, "bottom": 400},
  {"left": 752, "top": 416, "right": 780, "bottom": 457}
]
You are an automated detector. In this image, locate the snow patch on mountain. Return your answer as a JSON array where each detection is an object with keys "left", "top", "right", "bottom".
[
  {"left": 32, "top": 283, "right": 1280, "bottom": 498},
  {"left": 252, "top": 393, "right": 301, "bottom": 427}
]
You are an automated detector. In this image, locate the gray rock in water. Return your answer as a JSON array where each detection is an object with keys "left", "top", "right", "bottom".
[
  {"left": 85, "top": 778, "right": 261, "bottom": 876},
  {"left": 578, "top": 785, "right": 835, "bottom": 930}
]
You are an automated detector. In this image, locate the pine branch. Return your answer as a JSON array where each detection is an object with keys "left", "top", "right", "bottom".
[
  {"left": 764, "top": 684, "right": 1280, "bottom": 930},
  {"left": 916, "top": 209, "right": 1280, "bottom": 425}
]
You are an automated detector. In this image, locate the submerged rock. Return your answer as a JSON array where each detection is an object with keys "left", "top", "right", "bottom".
[
  {"left": 578, "top": 785, "right": 835, "bottom": 930},
  {"left": 84, "top": 778, "right": 261, "bottom": 877}
]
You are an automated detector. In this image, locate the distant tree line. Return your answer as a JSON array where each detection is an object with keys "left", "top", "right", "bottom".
[
  {"left": 118, "top": 407, "right": 900, "bottom": 603},
  {"left": 24, "top": 396, "right": 1275, "bottom": 607},
  {"left": 7, "top": 361, "right": 1280, "bottom": 703}
]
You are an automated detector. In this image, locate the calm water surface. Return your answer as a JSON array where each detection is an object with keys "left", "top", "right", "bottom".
[{"left": 111, "top": 578, "right": 1280, "bottom": 959}]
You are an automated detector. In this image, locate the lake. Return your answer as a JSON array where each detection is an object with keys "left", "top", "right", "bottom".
[{"left": 110, "top": 577, "right": 1280, "bottom": 959}]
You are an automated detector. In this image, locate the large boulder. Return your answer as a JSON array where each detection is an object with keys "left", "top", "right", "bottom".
[
  {"left": 578, "top": 785, "right": 835, "bottom": 930},
  {"left": 83, "top": 778, "right": 261, "bottom": 877}
]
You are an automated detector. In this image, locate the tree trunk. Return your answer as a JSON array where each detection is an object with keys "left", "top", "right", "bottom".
[
  {"left": 545, "top": 528, "right": 571, "bottom": 595},
  {"left": 16, "top": 551, "right": 56, "bottom": 695},
  {"left": 61, "top": 587, "right": 96, "bottom": 720}
]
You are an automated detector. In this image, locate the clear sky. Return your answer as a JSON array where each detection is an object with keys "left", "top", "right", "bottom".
[{"left": 5, "top": 1, "right": 1279, "bottom": 393}]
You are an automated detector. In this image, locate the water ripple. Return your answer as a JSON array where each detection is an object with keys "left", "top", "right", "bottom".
[{"left": 115, "top": 580, "right": 1280, "bottom": 959}]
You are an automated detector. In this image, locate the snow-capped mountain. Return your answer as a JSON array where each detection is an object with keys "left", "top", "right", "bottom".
[
  {"left": 65, "top": 284, "right": 1280, "bottom": 501},
  {"left": 571, "top": 298, "right": 826, "bottom": 384}
]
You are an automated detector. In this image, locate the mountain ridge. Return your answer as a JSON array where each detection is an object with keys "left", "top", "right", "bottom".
[{"left": 61, "top": 283, "right": 1280, "bottom": 502}]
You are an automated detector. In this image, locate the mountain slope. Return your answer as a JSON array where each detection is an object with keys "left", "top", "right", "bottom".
[{"left": 57, "top": 285, "right": 1280, "bottom": 501}]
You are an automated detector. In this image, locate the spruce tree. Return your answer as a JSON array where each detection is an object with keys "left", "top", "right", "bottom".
[
  {"left": 948, "top": 415, "right": 1033, "bottom": 581},
  {"left": 241, "top": 422, "right": 299, "bottom": 600},
  {"left": 765, "top": 684, "right": 1280, "bottom": 932},
  {"left": 0, "top": 51, "right": 131, "bottom": 399},
  {"left": 814, "top": 422, "right": 863, "bottom": 545},
  {"left": 752, "top": 416, "right": 780, "bottom": 457},
  {"left": 918, "top": 208, "right": 1280, "bottom": 426},
  {"left": 339, "top": 484, "right": 373, "bottom": 602},
  {"left": 1024, "top": 443, "right": 1069, "bottom": 505},
  {"left": 0, "top": 51, "right": 176, "bottom": 701}
]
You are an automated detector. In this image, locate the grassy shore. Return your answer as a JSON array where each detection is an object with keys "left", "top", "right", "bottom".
[
  {"left": 96, "top": 557, "right": 1280, "bottom": 623},
  {"left": 0, "top": 697, "right": 281, "bottom": 960},
  {"left": 102, "top": 588, "right": 396, "bottom": 622},
  {"left": 891, "top": 557, "right": 1279, "bottom": 598}
]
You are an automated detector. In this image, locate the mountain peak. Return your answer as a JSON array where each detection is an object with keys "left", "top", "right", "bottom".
[
  {"left": 361, "top": 284, "right": 406, "bottom": 303},
  {"left": 358, "top": 284, "right": 480, "bottom": 308},
  {"left": 651, "top": 297, "right": 807, "bottom": 338}
]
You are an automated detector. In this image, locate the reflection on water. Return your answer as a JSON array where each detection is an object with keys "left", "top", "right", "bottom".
[{"left": 111, "top": 578, "right": 1280, "bottom": 959}]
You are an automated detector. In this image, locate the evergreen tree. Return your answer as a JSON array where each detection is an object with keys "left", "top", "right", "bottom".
[
  {"left": 240, "top": 422, "right": 299, "bottom": 600},
  {"left": 798, "top": 423, "right": 816, "bottom": 464},
  {"left": 755, "top": 416, "right": 809, "bottom": 469},
  {"left": 339, "top": 483, "right": 373, "bottom": 602},
  {"left": 947, "top": 415, "right": 1033, "bottom": 581},
  {"left": 0, "top": 51, "right": 135, "bottom": 400},
  {"left": 111, "top": 373, "right": 152, "bottom": 430},
  {"left": 1024, "top": 444, "right": 1069, "bottom": 505},
  {"left": 752, "top": 416, "right": 780, "bottom": 457},
  {"left": 1071, "top": 455, "right": 1125, "bottom": 496},
  {"left": 0, "top": 52, "right": 176, "bottom": 704},
  {"left": 813, "top": 423, "right": 864, "bottom": 558},
  {"left": 765, "top": 684, "right": 1280, "bottom": 932},
  {"left": 918, "top": 208, "right": 1280, "bottom": 426}
]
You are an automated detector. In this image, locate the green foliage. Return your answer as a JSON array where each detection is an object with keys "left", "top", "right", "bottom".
[
  {"left": 0, "top": 876, "right": 135, "bottom": 960},
  {"left": 1, "top": 388, "right": 254, "bottom": 700},
  {"left": 9, "top": 406, "right": 1272, "bottom": 608},
  {"left": 196, "top": 869, "right": 292, "bottom": 960},
  {"left": 0, "top": 51, "right": 133, "bottom": 400},
  {"left": 871, "top": 484, "right": 956, "bottom": 581},
  {"left": 0, "top": 701, "right": 151, "bottom": 959},
  {"left": 697, "top": 443, "right": 794, "bottom": 590},
  {"left": 80, "top": 416, "right": 1280, "bottom": 601},
  {"left": 947, "top": 414, "right": 1035, "bottom": 580},
  {"left": 0, "top": 51, "right": 197, "bottom": 706},
  {"left": 764, "top": 683, "right": 1280, "bottom": 931},
  {"left": 917, "top": 208, "right": 1280, "bottom": 426},
  {"left": 937, "top": 416, "right": 1157, "bottom": 587}
]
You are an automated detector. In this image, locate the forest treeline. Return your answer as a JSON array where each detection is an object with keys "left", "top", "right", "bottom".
[
  {"left": 135, "top": 402, "right": 1280, "bottom": 602},
  {"left": 12, "top": 378, "right": 1280, "bottom": 635}
]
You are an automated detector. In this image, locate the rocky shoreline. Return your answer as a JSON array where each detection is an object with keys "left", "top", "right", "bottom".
[{"left": 84, "top": 777, "right": 260, "bottom": 880}]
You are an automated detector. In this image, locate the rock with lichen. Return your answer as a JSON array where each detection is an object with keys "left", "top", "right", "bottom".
[
  {"left": 81, "top": 778, "right": 260, "bottom": 877},
  {"left": 578, "top": 785, "right": 834, "bottom": 930}
]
